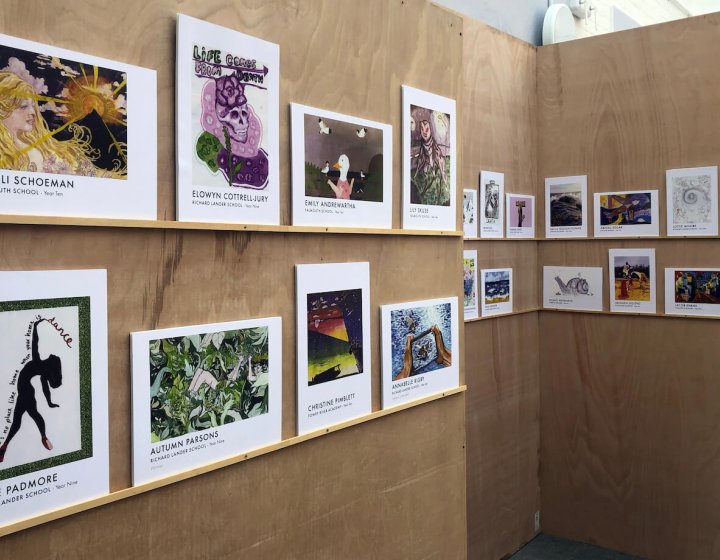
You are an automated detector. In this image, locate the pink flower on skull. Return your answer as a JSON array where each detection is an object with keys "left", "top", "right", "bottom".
[{"left": 215, "top": 75, "right": 250, "bottom": 143}]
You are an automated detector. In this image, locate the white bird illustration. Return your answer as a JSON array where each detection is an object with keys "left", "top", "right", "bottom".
[
  {"left": 321, "top": 161, "right": 330, "bottom": 174},
  {"left": 318, "top": 118, "right": 331, "bottom": 134},
  {"left": 356, "top": 127, "right": 367, "bottom": 138},
  {"left": 360, "top": 170, "right": 365, "bottom": 179}
]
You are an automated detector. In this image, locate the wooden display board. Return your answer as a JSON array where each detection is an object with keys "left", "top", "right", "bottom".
[
  {"left": 537, "top": 13, "right": 720, "bottom": 560},
  {"left": 0, "top": 1, "right": 477, "bottom": 558}
]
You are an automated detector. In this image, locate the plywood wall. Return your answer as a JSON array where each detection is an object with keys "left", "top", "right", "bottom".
[
  {"left": 461, "top": 17, "right": 540, "bottom": 560},
  {"left": 0, "top": 1, "right": 474, "bottom": 558},
  {"left": 537, "top": 13, "right": 720, "bottom": 559}
]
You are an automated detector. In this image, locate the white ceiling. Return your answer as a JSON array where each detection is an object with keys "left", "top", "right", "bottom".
[{"left": 677, "top": 0, "right": 720, "bottom": 15}]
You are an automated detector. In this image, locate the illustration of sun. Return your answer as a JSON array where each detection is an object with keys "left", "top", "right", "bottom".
[{"left": 61, "top": 69, "right": 126, "bottom": 126}]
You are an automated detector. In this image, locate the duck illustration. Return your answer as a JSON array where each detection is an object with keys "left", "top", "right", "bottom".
[
  {"left": 321, "top": 161, "right": 330, "bottom": 174},
  {"left": 356, "top": 127, "right": 367, "bottom": 138},
  {"left": 327, "top": 154, "right": 354, "bottom": 199},
  {"left": 360, "top": 170, "right": 365, "bottom": 179}
]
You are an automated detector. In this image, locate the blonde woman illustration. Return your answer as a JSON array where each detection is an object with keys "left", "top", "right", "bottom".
[{"left": 0, "top": 71, "right": 110, "bottom": 176}]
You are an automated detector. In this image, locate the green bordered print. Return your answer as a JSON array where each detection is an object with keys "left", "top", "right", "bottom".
[{"left": 0, "top": 297, "right": 92, "bottom": 480}]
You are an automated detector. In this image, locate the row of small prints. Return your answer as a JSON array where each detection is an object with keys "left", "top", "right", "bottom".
[
  {"left": 0, "top": 17, "right": 459, "bottom": 232},
  {"left": 0, "top": 264, "right": 459, "bottom": 529},
  {"left": 463, "top": 167, "right": 720, "bottom": 239}
]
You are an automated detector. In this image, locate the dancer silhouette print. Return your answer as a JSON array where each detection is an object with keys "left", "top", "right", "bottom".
[{"left": 0, "top": 319, "right": 62, "bottom": 463}]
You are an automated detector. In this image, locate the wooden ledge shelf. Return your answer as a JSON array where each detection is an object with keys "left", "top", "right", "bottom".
[
  {"left": 0, "top": 385, "right": 466, "bottom": 539},
  {"left": 464, "top": 308, "right": 539, "bottom": 323},
  {"left": 0, "top": 215, "right": 463, "bottom": 238},
  {"left": 463, "top": 237, "right": 537, "bottom": 242},
  {"left": 541, "top": 308, "right": 720, "bottom": 320},
  {"left": 538, "top": 236, "right": 720, "bottom": 241}
]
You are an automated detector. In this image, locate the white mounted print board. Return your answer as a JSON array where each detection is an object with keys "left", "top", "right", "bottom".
[
  {"left": 479, "top": 171, "right": 504, "bottom": 238},
  {"left": 463, "top": 189, "right": 478, "bottom": 238},
  {"left": 545, "top": 175, "right": 588, "bottom": 238},
  {"left": 296, "top": 262, "right": 371, "bottom": 435},
  {"left": 481, "top": 268, "right": 513, "bottom": 317},
  {"left": 0, "top": 32, "right": 156, "bottom": 219},
  {"left": 290, "top": 104, "right": 392, "bottom": 228},
  {"left": 463, "top": 250, "right": 478, "bottom": 319},
  {"left": 506, "top": 193, "right": 535, "bottom": 238},
  {"left": 380, "top": 297, "right": 459, "bottom": 408},
  {"left": 666, "top": 166, "right": 718, "bottom": 236},
  {"left": 0, "top": 270, "right": 108, "bottom": 528},
  {"left": 594, "top": 190, "right": 659, "bottom": 237},
  {"left": 402, "top": 85, "right": 456, "bottom": 231},
  {"left": 543, "top": 266, "right": 603, "bottom": 311},
  {"left": 130, "top": 317, "right": 282, "bottom": 486},
  {"left": 176, "top": 14, "right": 280, "bottom": 224},
  {"left": 665, "top": 268, "right": 720, "bottom": 317},
  {"left": 608, "top": 248, "right": 656, "bottom": 314}
]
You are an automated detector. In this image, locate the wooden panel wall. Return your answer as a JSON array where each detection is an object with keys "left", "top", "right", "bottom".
[
  {"left": 537, "top": 13, "right": 720, "bottom": 559},
  {"left": 0, "top": 1, "right": 474, "bottom": 558},
  {"left": 462, "top": 18, "right": 540, "bottom": 560}
]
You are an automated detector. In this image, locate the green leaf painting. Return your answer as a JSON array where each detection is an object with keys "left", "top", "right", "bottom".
[{"left": 149, "top": 327, "right": 270, "bottom": 442}]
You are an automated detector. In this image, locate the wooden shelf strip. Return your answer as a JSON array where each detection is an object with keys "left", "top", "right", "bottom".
[
  {"left": 0, "top": 385, "right": 466, "bottom": 539},
  {"left": 0, "top": 215, "right": 463, "bottom": 238},
  {"left": 464, "top": 308, "right": 540, "bottom": 323},
  {"left": 541, "top": 308, "right": 720, "bottom": 320}
]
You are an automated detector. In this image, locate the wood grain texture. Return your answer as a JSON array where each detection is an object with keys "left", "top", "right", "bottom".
[
  {"left": 0, "top": 392, "right": 467, "bottom": 559},
  {"left": 537, "top": 13, "right": 720, "bottom": 559},
  {"left": 465, "top": 313, "right": 540, "bottom": 560},
  {"left": 536, "top": 13, "right": 720, "bottom": 236},
  {"left": 461, "top": 17, "right": 540, "bottom": 560},
  {"left": 0, "top": 1, "right": 469, "bottom": 554},
  {"left": 0, "top": 0, "right": 463, "bottom": 225}
]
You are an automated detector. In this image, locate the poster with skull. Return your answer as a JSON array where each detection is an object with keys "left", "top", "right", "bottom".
[{"left": 176, "top": 14, "right": 280, "bottom": 224}]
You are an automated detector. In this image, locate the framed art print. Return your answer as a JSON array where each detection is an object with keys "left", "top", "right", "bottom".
[
  {"left": 666, "top": 166, "right": 718, "bottom": 236},
  {"left": 0, "top": 33, "right": 156, "bottom": 219},
  {"left": 479, "top": 171, "right": 504, "bottom": 238},
  {"left": 291, "top": 103, "right": 392, "bottom": 228},
  {"left": 594, "top": 190, "right": 659, "bottom": 237},
  {"left": 131, "top": 317, "right": 281, "bottom": 485},
  {"left": 545, "top": 175, "right": 587, "bottom": 238},
  {"left": 176, "top": 14, "right": 279, "bottom": 224},
  {"left": 0, "top": 270, "right": 107, "bottom": 528},
  {"left": 402, "top": 85, "right": 456, "bottom": 231}
]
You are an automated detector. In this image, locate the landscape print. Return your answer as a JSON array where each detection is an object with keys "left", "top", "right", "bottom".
[
  {"left": 484, "top": 270, "right": 510, "bottom": 304},
  {"left": 389, "top": 302, "right": 452, "bottom": 381},
  {"left": 149, "top": 327, "right": 270, "bottom": 442},
  {"left": 409, "top": 104, "right": 451, "bottom": 206},
  {"left": 600, "top": 192, "right": 653, "bottom": 226},
  {"left": 549, "top": 183, "right": 583, "bottom": 227},
  {"left": 303, "top": 113, "right": 383, "bottom": 202},
  {"left": 613, "top": 255, "right": 651, "bottom": 302},
  {"left": 307, "top": 289, "right": 364, "bottom": 386},
  {"left": 0, "top": 43, "right": 128, "bottom": 178}
]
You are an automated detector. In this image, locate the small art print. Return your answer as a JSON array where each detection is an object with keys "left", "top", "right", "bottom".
[
  {"left": 291, "top": 104, "right": 392, "bottom": 228},
  {"left": 506, "top": 193, "right": 534, "bottom": 238},
  {"left": 177, "top": 15, "right": 279, "bottom": 224},
  {"left": 665, "top": 268, "right": 720, "bottom": 317},
  {"left": 463, "top": 250, "right": 478, "bottom": 319},
  {"left": 463, "top": 189, "right": 477, "bottom": 238},
  {"left": 609, "top": 249, "right": 656, "bottom": 313},
  {"left": 543, "top": 266, "right": 603, "bottom": 311},
  {"left": 402, "top": 86, "right": 456, "bottom": 231},
  {"left": 479, "top": 171, "right": 504, "bottom": 238},
  {"left": 296, "top": 263, "right": 371, "bottom": 435},
  {"left": 0, "top": 33, "right": 156, "bottom": 219},
  {"left": 0, "top": 270, "right": 108, "bottom": 529},
  {"left": 306, "top": 289, "right": 364, "bottom": 386},
  {"left": 595, "top": 191, "right": 659, "bottom": 237},
  {"left": 481, "top": 268, "right": 512, "bottom": 317},
  {"left": 381, "top": 297, "right": 459, "bottom": 408},
  {"left": 666, "top": 166, "right": 719, "bottom": 236},
  {"left": 131, "top": 318, "right": 281, "bottom": 485},
  {"left": 545, "top": 176, "right": 587, "bottom": 238}
]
